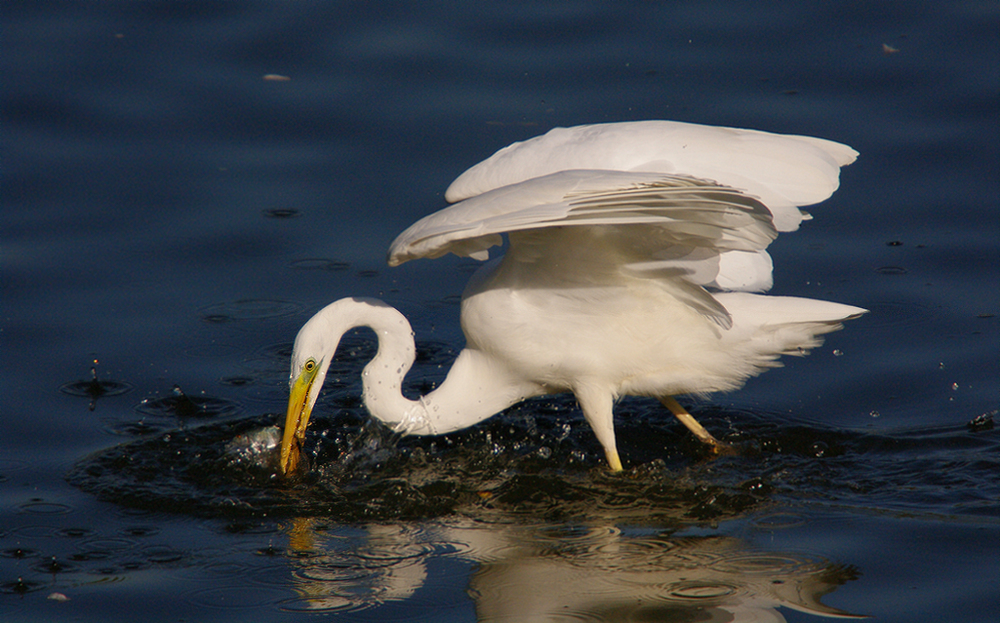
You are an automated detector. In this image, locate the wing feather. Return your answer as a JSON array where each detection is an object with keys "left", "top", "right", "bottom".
[
  {"left": 389, "top": 171, "right": 776, "bottom": 266},
  {"left": 386, "top": 121, "right": 857, "bottom": 321},
  {"left": 445, "top": 120, "right": 857, "bottom": 232}
]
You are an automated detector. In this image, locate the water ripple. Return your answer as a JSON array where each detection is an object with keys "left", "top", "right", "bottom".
[
  {"left": 66, "top": 402, "right": 999, "bottom": 525},
  {"left": 199, "top": 299, "right": 303, "bottom": 322},
  {"left": 187, "top": 584, "right": 290, "bottom": 610}
]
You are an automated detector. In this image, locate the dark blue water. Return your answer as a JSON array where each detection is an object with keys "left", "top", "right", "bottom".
[{"left": 3, "top": 1, "right": 998, "bottom": 621}]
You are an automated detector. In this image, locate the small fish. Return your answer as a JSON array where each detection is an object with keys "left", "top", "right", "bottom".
[{"left": 225, "top": 426, "right": 283, "bottom": 472}]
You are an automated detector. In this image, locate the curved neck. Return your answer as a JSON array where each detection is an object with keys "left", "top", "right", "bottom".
[
  {"left": 327, "top": 298, "right": 423, "bottom": 428},
  {"left": 305, "top": 297, "right": 538, "bottom": 437}
]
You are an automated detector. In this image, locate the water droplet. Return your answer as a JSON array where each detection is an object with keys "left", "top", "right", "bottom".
[
  {"left": 39, "top": 556, "right": 66, "bottom": 573},
  {"left": 967, "top": 412, "right": 995, "bottom": 432},
  {"left": 869, "top": 410, "right": 880, "bottom": 418},
  {"left": 832, "top": 349, "right": 843, "bottom": 357},
  {"left": 951, "top": 382, "right": 959, "bottom": 391},
  {"left": 741, "top": 477, "right": 770, "bottom": 494},
  {"left": 557, "top": 423, "right": 572, "bottom": 442},
  {"left": 256, "top": 545, "right": 279, "bottom": 557},
  {"left": 7, "top": 577, "right": 32, "bottom": 595}
]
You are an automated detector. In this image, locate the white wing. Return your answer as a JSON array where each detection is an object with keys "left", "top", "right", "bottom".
[
  {"left": 388, "top": 121, "right": 856, "bottom": 304},
  {"left": 444, "top": 120, "right": 857, "bottom": 232}
]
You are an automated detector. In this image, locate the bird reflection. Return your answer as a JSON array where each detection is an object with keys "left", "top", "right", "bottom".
[{"left": 280, "top": 517, "right": 864, "bottom": 620}]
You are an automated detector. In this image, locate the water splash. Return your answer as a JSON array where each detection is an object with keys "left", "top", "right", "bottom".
[
  {"left": 59, "top": 359, "right": 132, "bottom": 411},
  {"left": 67, "top": 400, "right": 1000, "bottom": 523}
]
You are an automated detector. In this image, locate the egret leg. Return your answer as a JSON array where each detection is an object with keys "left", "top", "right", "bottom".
[
  {"left": 659, "top": 396, "right": 733, "bottom": 453},
  {"left": 603, "top": 447, "right": 624, "bottom": 472},
  {"left": 575, "top": 385, "right": 623, "bottom": 472}
]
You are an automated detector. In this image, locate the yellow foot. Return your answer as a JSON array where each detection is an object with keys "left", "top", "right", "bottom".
[
  {"left": 707, "top": 439, "right": 739, "bottom": 457},
  {"left": 606, "top": 448, "right": 624, "bottom": 472},
  {"left": 659, "top": 396, "right": 737, "bottom": 456}
]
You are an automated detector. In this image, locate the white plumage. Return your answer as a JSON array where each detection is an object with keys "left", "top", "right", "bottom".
[{"left": 279, "top": 120, "right": 866, "bottom": 475}]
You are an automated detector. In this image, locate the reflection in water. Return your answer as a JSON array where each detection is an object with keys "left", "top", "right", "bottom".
[
  {"left": 280, "top": 521, "right": 433, "bottom": 613},
  {"left": 280, "top": 517, "right": 864, "bottom": 620},
  {"left": 69, "top": 404, "right": 1000, "bottom": 620}
]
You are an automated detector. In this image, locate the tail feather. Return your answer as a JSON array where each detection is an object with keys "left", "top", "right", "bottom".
[{"left": 718, "top": 291, "right": 866, "bottom": 370}]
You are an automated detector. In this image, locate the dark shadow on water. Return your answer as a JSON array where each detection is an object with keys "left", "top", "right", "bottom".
[
  {"left": 66, "top": 397, "right": 999, "bottom": 524},
  {"left": 68, "top": 406, "right": 759, "bottom": 523}
]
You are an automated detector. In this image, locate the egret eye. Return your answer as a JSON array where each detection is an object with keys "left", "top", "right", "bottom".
[{"left": 304, "top": 359, "right": 316, "bottom": 373}]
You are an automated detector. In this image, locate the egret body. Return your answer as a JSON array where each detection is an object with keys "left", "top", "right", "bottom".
[{"left": 280, "top": 121, "right": 865, "bottom": 475}]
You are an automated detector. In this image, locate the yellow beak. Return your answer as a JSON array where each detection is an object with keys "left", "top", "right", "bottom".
[{"left": 279, "top": 369, "right": 317, "bottom": 476}]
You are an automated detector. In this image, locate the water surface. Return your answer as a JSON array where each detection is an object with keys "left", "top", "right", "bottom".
[{"left": 3, "top": 2, "right": 998, "bottom": 621}]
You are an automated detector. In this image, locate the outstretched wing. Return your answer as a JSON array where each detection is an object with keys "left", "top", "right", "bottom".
[
  {"left": 391, "top": 170, "right": 773, "bottom": 279},
  {"left": 444, "top": 121, "right": 857, "bottom": 231},
  {"left": 387, "top": 121, "right": 856, "bottom": 314}
]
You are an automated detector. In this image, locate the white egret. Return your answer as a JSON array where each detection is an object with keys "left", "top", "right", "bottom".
[{"left": 279, "top": 120, "right": 865, "bottom": 475}]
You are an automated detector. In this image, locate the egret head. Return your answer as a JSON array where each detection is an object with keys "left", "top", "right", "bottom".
[
  {"left": 279, "top": 310, "right": 344, "bottom": 476},
  {"left": 279, "top": 354, "right": 325, "bottom": 475}
]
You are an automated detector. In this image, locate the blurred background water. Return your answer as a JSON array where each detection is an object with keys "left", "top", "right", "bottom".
[{"left": 2, "top": 1, "right": 998, "bottom": 621}]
